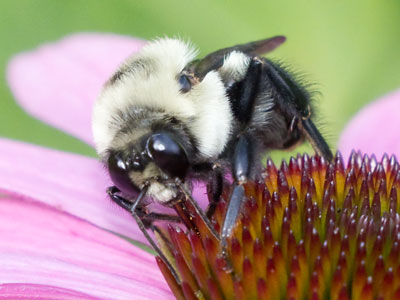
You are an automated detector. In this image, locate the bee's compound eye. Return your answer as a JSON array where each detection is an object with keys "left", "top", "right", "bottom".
[
  {"left": 146, "top": 133, "right": 189, "bottom": 179},
  {"left": 107, "top": 152, "right": 140, "bottom": 197},
  {"left": 178, "top": 74, "right": 192, "bottom": 93}
]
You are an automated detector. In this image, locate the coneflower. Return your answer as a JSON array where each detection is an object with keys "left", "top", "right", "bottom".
[{"left": 157, "top": 152, "right": 400, "bottom": 300}]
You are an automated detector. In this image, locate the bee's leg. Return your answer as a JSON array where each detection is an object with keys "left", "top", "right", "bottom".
[
  {"left": 175, "top": 180, "right": 220, "bottom": 241},
  {"left": 221, "top": 133, "right": 255, "bottom": 258},
  {"left": 107, "top": 186, "right": 180, "bottom": 283},
  {"left": 136, "top": 209, "right": 182, "bottom": 249},
  {"left": 301, "top": 118, "right": 333, "bottom": 161},
  {"left": 107, "top": 186, "right": 132, "bottom": 210},
  {"left": 206, "top": 165, "right": 224, "bottom": 218},
  {"left": 107, "top": 186, "right": 181, "bottom": 226},
  {"left": 233, "top": 57, "right": 262, "bottom": 124},
  {"left": 220, "top": 58, "right": 262, "bottom": 257},
  {"left": 130, "top": 208, "right": 178, "bottom": 253},
  {"left": 139, "top": 211, "right": 182, "bottom": 224}
]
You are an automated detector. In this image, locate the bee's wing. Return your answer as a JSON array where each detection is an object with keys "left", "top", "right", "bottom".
[
  {"left": 232, "top": 35, "right": 286, "bottom": 56},
  {"left": 189, "top": 36, "right": 286, "bottom": 80}
]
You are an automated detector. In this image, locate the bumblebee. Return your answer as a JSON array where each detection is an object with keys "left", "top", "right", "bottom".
[{"left": 92, "top": 36, "right": 332, "bottom": 278}]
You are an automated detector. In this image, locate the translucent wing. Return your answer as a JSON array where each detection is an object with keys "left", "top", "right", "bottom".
[{"left": 189, "top": 35, "right": 286, "bottom": 80}]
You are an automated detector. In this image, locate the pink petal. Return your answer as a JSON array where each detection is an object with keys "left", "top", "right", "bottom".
[
  {"left": 338, "top": 88, "right": 400, "bottom": 160},
  {"left": 0, "top": 137, "right": 148, "bottom": 244},
  {"left": 0, "top": 194, "right": 174, "bottom": 300},
  {"left": 0, "top": 284, "right": 101, "bottom": 300},
  {"left": 7, "top": 33, "right": 146, "bottom": 146}
]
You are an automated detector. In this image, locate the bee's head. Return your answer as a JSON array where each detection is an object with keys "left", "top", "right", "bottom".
[
  {"left": 106, "top": 131, "right": 190, "bottom": 201},
  {"left": 93, "top": 38, "right": 234, "bottom": 166},
  {"left": 93, "top": 38, "right": 238, "bottom": 202}
]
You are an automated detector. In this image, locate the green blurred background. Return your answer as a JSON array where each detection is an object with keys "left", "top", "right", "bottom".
[{"left": 1, "top": 0, "right": 400, "bottom": 159}]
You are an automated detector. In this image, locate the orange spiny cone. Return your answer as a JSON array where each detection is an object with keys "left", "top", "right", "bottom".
[{"left": 157, "top": 152, "right": 400, "bottom": 299}]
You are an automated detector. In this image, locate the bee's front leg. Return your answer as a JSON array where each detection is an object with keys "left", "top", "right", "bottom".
[{"left": 107, "top": 185, "right": 180, "bottom": 283}]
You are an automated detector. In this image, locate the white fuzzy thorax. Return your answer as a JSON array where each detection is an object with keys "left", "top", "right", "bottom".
[{"left": 92, "top": 38, "right": 233, "bottom": 160}]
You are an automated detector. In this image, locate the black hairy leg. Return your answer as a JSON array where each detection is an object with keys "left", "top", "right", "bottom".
[
  {"left": 107, "top": 181, "right": 220, "bottom": 280},
  {"left": 107, "top": 186, "right": 181, "bottom": 226},
  {"left": 232, "top": 57, "right": 262, "bottom": 124},
  {"left": 206, "top": 165, "right": 224, "bottom": 219},
  {"left": 107, "top": 185, "right": 180, "bottom": 283},
  {"left": 221, "top": 133, "right": 255, "bottom": 258},
  {"left": 263, "top": 59, "right": 333, "bottom": 161},
  {"left": 221, "top": 58, "right": 261, "bottom": 258},
  {"left": 301, "top": 117, "right": 333, "bottom": 161}
]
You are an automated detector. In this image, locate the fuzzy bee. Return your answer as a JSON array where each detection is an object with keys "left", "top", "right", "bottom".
[{"left": 92, "top": 36, "right": 332, "bottom": 276}]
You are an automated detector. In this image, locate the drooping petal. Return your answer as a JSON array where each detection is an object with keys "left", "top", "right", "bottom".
[
  {"left": 0, "top": 193, "right": 174, "bottom": 300},
  {"left": 7, "top": 33, "right": 146, "bottom": 146},
  {"left": 0, "top": 284, "right": 101, "bottom": 300},
  {"left": 0, "top": 137, "right": 149, "bottom": 244},
  {"left": 339, "top": 88, "right": 400, "bottom": 160}
]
